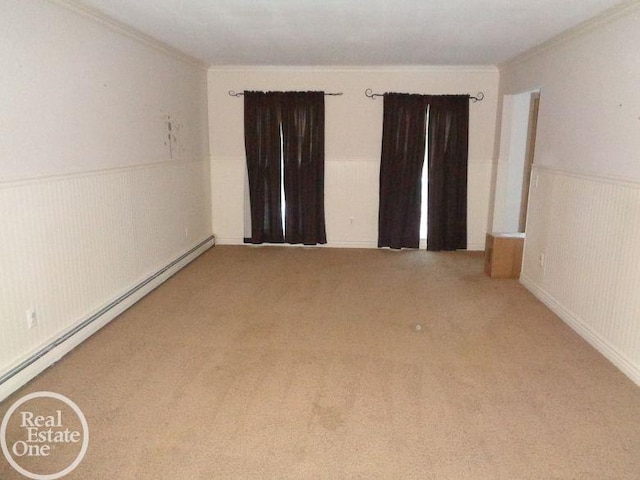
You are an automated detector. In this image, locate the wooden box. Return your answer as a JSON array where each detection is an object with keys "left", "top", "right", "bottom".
[{"left": 484, "top": 233, "right": 525, "bottom": 279}]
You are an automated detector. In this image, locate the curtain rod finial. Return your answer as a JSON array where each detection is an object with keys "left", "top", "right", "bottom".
[{"left": 365, "top": 88, "right": 384, "bottom": 99}]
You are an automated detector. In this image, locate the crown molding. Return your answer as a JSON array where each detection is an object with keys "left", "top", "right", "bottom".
[
  {"left": 500, "top": 0, "right": 640, "bottom": 69},
  {"left": 49, "top": 0, "right": 208, "bottom": 70},
  {"left": 207, "top": 65, "right": 499, "bottom": 73}
]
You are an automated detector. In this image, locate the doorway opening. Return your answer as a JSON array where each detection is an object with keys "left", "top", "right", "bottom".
[
  {"left": 519, "top": 92, "right": 540, "bottom": 231},
  {"left": 492, "top": 89, "right": 541, "bottom": 233}
]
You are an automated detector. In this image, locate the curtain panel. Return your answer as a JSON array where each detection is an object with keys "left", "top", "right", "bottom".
[
  {"left": 378, "top": 93, "right": 429, "bottom": 249},
  {"left": 426, "top": 95, "right": 469, "bottom": 251},
  {"left": 281, "top": 92, "right": 327, "bottom": 245},
  {"left": 244, "top": 91, "right": 284, "bottom": 244}
]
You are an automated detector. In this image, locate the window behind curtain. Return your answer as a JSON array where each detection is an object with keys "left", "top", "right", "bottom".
[
  {"left": 243, "top": 91, "right": 326, "bottom": 246},
  {"left": 378, "top": 93, "right": 469, "bottom": 251}
]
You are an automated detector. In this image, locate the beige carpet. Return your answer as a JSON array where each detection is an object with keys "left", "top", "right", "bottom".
[{"left": 1, "top": 246, "right": 639, "bottom": 479}]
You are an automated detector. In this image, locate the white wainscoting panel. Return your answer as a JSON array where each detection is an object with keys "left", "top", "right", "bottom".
[
  {"left": 325, "top": 158, "right": 380, "bottom": 248},
  {"left": 521, "top": 165, "right": 640, "bottom": 385},
  {"left": 0, "top": 160, "right": 212, "bottom": 400}
]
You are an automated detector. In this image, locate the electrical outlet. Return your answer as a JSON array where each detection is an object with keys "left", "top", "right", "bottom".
[
  {"left": 184, "top": 227, "right": 189, "bottom": 239},
  {"left": 538, "top": 253, "right": 545, "bottom": 268},
  {"left": 26, "top": 309, "right": 38, "bottom": 329}
]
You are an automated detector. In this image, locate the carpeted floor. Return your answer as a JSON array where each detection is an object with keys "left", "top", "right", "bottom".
[{"left": 1, "top": 245, "right": 639, "bottom": 479}]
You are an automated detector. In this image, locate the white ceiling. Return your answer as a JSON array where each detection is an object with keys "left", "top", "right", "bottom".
[{"left": 76, "top": 0, "right": 627, "bottom": 66}]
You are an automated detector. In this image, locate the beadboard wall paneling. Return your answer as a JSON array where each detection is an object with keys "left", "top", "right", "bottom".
[
  {"left": 521, "top": 166, "right": 640, "bottom": 385},
  {"left": 0, "top": 160, "right": 212, "bottom": 385}
]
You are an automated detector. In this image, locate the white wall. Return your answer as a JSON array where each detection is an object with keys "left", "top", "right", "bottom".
[
  {"left": 208, "top": 67, "right": 499, "bottom": 249},
  {"left": 500, "top": 4, "right": 640, "bottom": 384},
  {"left": 502, "top": 5, "right": 640, "bottom": 182},
  {"left": 0, "top": 0, "right": 212, "bottom": 398}
]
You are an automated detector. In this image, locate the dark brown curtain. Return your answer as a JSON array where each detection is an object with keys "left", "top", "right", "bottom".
[
  {"left": 281, "top": 92, "right": 327, "bottom": 244},
  {"left": 378, "top": 93, "right": 429, "bottom": 249},
  {"left": 244, "top": 91, "right": 326, "bottom": 245},
  {"left": 243, "top": 91, "right": 284, "bottom": 244},
  {"left": 426, "top": 95, "right": 469, "bottom": 251}
]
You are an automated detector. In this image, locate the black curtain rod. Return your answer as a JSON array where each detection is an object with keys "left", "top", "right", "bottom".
[
  {"left": 364, "top": 88, "right": 485, "bottom": 103},
  {"left": 228, "top": 90, "right": 343, "bottom": 97}
]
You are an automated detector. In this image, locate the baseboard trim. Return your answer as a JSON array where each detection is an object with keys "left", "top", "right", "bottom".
[
  {"left": 0, "top": 236, "right": 215, "bottom": 402},
  {"left": 520, "top": 273, "right": 640, "bottom": 387},
  {"left": 326, "top": 241, "right": 378, "bottom": 249},
  {"left": 217, "top": 237, "right": 484, "bottom": 251},
  {"left": 217, "top": 237, "right": 379, "bottom": 249}
]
